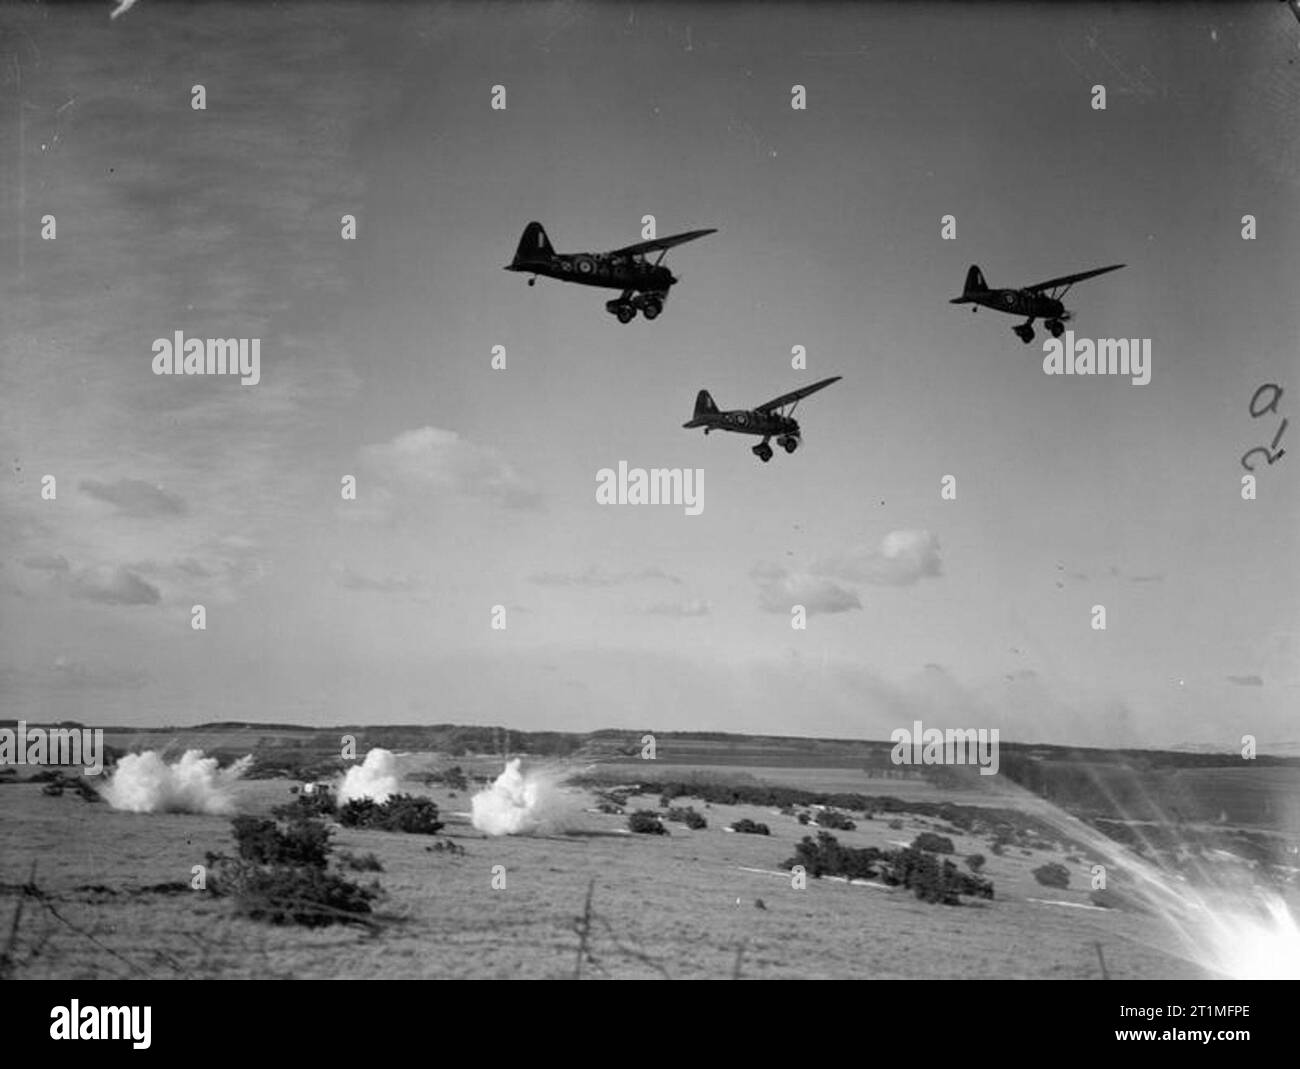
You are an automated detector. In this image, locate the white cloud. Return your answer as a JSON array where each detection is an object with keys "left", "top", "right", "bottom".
[
  {"left": 359, "top": 426, "right": 542, "bottom": 510},
  {"left": 812, "top": 529, "right": 943, "bottom": 586}
]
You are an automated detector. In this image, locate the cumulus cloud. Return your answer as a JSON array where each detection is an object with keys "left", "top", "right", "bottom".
[
  {"left": 811, "top": 529, "right": 943, "bottom": 586},
  {"left": 531, "top": 565, "right": 680, "bottom": 588},
  {"left": 79, "top": 478, "right": 187, "bottom": 517},
  {"left": 359, "top": 426, "right": 542, "bottom": 510},
  {"left": 751, "top": 562, "right": 862, "bottom": 615},
  {"left": 751, "top": 529, "right": 941, "bottom": 613},
  {"left": 69, "top": 565, "right": 161, "bottom": 605},
  {"left": 644, "top": 598, "right": 712, "bottom": 617}
]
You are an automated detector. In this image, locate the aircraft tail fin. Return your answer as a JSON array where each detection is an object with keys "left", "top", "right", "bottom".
[
  {"left": 683, "top": 389, "right": 719, "bottom": 428},
  {"left": 512, "top": 222, "right": 555, "bottom": 266},
  {"left": 951, "top": 264, "right": 988, "bottom": 304}
]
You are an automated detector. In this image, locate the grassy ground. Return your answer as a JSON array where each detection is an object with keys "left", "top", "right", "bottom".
[{"left": 0, "top": 774, "right": 1207, "bottom": 979}]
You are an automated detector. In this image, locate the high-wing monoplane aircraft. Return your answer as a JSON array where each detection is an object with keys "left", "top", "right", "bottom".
[
  {"left": 683, "top": 376, "right": 842, "bottom": 462},
  {"left": 950, "top": 262, "right": 1125, "bottom": 343},
  {"left": 505, "top": 222, "right": 717, "bottom": 322}
]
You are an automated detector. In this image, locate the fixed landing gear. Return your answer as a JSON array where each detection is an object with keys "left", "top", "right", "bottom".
[
  {"left": 1013, "top": 320, "right": 1036, "bottom": 344},
  {"left": 777, "top": 434, "right": 799, "bottom": 454},
  {"left": 606, "top": 291, "right": 636, "bottom": 322},
  {"left": 752, "top": 440, "right": 774, "bottom": 463},
  {"left": 1045, "top": 318, "right": 1065, "bottom": 338},
  {"left": 604, "top": 291, "right": 668, "bottom": 324}
]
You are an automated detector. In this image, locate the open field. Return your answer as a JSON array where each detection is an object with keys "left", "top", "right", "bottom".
[{"left": 0, "top": 772, "right": 1216, "bottom": 980}]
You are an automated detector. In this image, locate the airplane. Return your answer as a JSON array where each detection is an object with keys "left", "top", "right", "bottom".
[
  {"left": 950, "top": 262, "right": 1125, "bottom": 344},
  {"left": 505, "top": 221, "right": 717, "bottom": 323},
  {"left": 683, "top": 375, "right": 842, "bottom": 462}
]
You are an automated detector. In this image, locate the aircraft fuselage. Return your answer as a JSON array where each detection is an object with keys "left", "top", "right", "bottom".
[
  {"left": 971, "top": 289, "right": 1065, "bottom": 320},
  {"left": 507, "top": 252, "right": 674, "bottom": 293},
  {"left": 699, "top": 410, "right": 799, "bottom": 439}
]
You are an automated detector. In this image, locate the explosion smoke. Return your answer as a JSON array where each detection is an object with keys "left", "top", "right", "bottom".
[
  {"left": 1000, "top": 783, "right": 1300, "bottom": 979},
  {"left": 471, "top": 758, "right": 571, "bottom": 836},
  {"left": 103, "top": 749, "right": 251, "bottom": 814},
  {"left": 338, "top": 747, "right": 400, "bottom": 804}
]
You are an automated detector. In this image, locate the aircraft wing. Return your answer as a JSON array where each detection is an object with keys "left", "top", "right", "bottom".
[
  {"left": 755, "top": 375, "right": 842, "bottom": 414},
  {"left": 609, "top": 228, "right": 718, "bottom": 257},
  {"left": 1025, "top": 263, "right": 1125, "bottom": 292}
]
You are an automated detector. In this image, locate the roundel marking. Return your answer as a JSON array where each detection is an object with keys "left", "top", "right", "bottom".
[{"left": 576, "top": 256, "right": 595, "bottom": 275}]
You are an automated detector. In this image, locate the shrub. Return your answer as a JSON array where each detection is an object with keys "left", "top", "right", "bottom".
[
  {"left": 912, "top": 832, "right": 956, "bottom": 855},
  {"left": 208, "top": 814, "right": 380, "bottom": 928},
  {"left": 785, "top": 831, "right": 883, "bottom": 880},
  {"left": 784, "top": 833, "right": 993, "bottom": 905},
  {"left": 217, "top": 862, "right": 380, "bottom": 927},
  {"left": 666, "top": 806, "right": 707, "bottom": 829},
  {"left": 338, "top": 794, "right": 444, "bottom": 835},
  {"left": 628, "top": 810, "right": 667, "bottom": 835},
  {"left": 1033, "top": 862, "right": 1071, "bottom": 889},
  {"left": 797, "top": 812, "right": 810, "bottom": 825},
  {"left": 816, "top": 808, "right": 856, "bottom": 831},
  {"left": 965, "top": 853, "right": 986, "bottom": 873},
  {"left": 888, "top": 819, "right": 904, "bottom": 830},
  {"left": 337, "top": 850, "right": 384, "bottom": 873},
  {"left": 232, "top": 815, "right": 332, "bottom": 869},
  {"left": 426, "top": 839, "right": 465, "bottom": 856},
  {"left": 272, "top": 789, "right": 336, "bottom": 821},
  {"left": 431, "top": 765, "right": 469, "bottom": 791},
  {"left": 731, "top": 819, "right": 770, "bottom": 836}
]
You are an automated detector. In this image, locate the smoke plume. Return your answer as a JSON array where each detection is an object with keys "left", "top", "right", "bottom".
[
  {"left": 471, "top": 758, "right": 570, "bottom": 836},
  {"left": 338, "top": 747, "right": 400, "bottom": 804},
  {"left": 103, "top": 749, "right": 251, "bottom": 814}
]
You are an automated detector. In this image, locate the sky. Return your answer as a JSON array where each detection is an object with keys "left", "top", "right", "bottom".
[{"left": 1, "top": 1, "right": 1297, "bottom": 749}]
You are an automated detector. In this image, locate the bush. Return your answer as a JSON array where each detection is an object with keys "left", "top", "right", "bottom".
[
  {"left": 435, "top": 766, "right": 469, "bottom": 791},
  {"left": 730, "top": 819, "right": 770, "bottom": 836},
  {"left": 965, "top": 853, "right": 986, "bottom": 873},
  {"left": 816, "top": 808, "right": 856, "bottom": 831},
  {"left": 628, "top": 810, "right": 667, "bottom": 835},
  {"left": 337, "top": 850, "right": 384, "bottom": 873},
  {"left": 1032, "top": 862, "right": 1071, "bottom": 889},
  {"left": 665, "top": 806, "right": 707, "bottom": 829},
  {"left": 217, "top": 862, "right": 381, "bottom": 927},
  {"left": 785, "top": 831, "right": 883, "bottom": 880},
  {"left": 912, "top": 832, "right": 956, "bottom": 855},
  {"left": 338, "top": 794, "right": 444, "bottom": 835},
  {"left": 888, "top": 819, "right": 904, "bottom": 830},
  {"left": 232, "top": 814, "right": 332, "bottom": 869},
  {"left": 208, "top": 814, "right": 380, "bottom": 928},
  {"left": 272, "top": 790, "right": 336, "bottom": 821},
  {"left": 784, "top": 833, "right": 993, "bottom": 906},
  {"left": 797, "top": 812, "right": 810, "bottom": 825}
]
